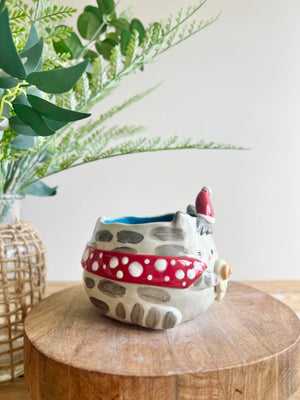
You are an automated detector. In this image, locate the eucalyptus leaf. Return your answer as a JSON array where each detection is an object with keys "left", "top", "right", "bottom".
[
  {"left": 63, "top": 32, "right": 83, "bottom": 59},
  {"left": 26, "top": 60, "right": 88, "bottom": 94},
  {"left": 120, "top": 30, "right": 131, "bottom": 55},
  {"left": 110, "top": 18, "right": 130, "bottom": 32},
  {"left": 53, "top": 29, "right": 83, "bottom": 59},
  {"left": 20, "top": 38, "right": 44, "bottom": 74},
  {"left": 11, "top": 135, "right": 36, "bottom": 149},
  {"left": 83, "top": 50, "right": 98, "bottom": 62},
  {"left": 44, "top": 118, "right": 68, "bottom": 131},
  {"left": 9, "top": 116, "right": 38, "bottom": 136},
  {"left": 27, "top": 86, "right": 44, "bottom": 98},
  {"left": 27, "top": 94, "right": 90, "bottom": 122},
  {"left": 22, "top": 180, "right": 57, "bottom": 197},
  {"left": 84, "top": 6, "right": 103, "bottom": 23},
  {"left": 0, "top": 73, "right": 18, "bottom": 89},
  {"left": 106, "top": 33, "right": 119, "bottom": 44},
  {"left": 13, "top": 104, "right": 55, "bottom": 136},
  {"left": 77, "top": 11, "right": 101, "bottom": 40},
  {"left": 95, "top": 39, "right": 115, "bottom": 60},
  {"left": 0, "top": 0, "right": 5, "bottom": 13},
  {"left": 2, "top": 101, "right": 11, "bottom": 118},
  {"left": 52, "top": 35, "right": 70, "bottom": 55},
  {"left": 130, "top": 19, "right": 145, "bottom": 44},
  {"left": 97, "top": 0, "right": 115, "bottom": 15},
  {"left": 0, "top": 8, "right": 26, "bottom": 79},
  {"left": 13, "top": 93, "right": 30, "bottom": 106},
  {"left": 23, "top": 23, "right": 39, "bottom": 52}
]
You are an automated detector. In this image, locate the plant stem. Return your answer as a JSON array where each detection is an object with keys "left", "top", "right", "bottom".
[
  {"left": 33, "top": 0, "right": 41, "bottom": 22},
  {"left": 77, "top": 21, "right": 106, "bottom": 60}
]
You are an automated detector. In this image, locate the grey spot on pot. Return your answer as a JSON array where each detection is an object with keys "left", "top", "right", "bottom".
[
  {"left": 193, "top": 275, "right": 203, "bottom": 287},
  {"left": 137, "top": 287, "right": 171, "bottom": 303},
  {"left": 89, "top": 297, "right": 110, "bottom": 314},
  {"left": 117, "top": 230, "right": 144, "bottom": 244},
  {"left": 115, "top": 303, "right": 126, "bottom": 319},
  {"left": 130, "top": 303, "right": 144, "bottom": 325},
  {"left": 84, "top": 277, "right": 95, "bottom": 289},
  {"left": 162, "top": 311, "right": 177, "bottom": 329},
  {"left": 204, "top": 271, "right": 213, "bottom": 287},
  {"left": 98, "top": 280, "right": 126, "bottom": 297},
  {"left": 155, "top": 245, "right": 188, "bottom": 257},
  {"left": 112, "top": 247, "right": 138, "bottom": 254},
  {"left": 95, "top": 230, "right": 113, "bottom": 242},
  {"left": 150, "top": 227, "right": 186, "bottom": 241},
  {"left": 145, "top": 307, "right": 160, "bottom": 329}
]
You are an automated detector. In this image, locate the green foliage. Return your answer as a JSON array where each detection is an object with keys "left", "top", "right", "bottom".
[
  {"left": 22, "top": 180, "right": 57, "bottom": 196},
  {"left": 0, "top": 0, "right": 241, "bottom": 199},
  {"left": 26, "top": 60, "right": 89, "bottom": 93},
  {"left": 0, "top": 8, "right": 26, "bottom": 79}
]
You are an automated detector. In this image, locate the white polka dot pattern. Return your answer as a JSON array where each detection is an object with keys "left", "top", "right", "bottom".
[
  {"left": 110, "top": 257, "right": 119, "bottom": 269},
  {"left": 83, "top": 249, "right": 89, "bottom": 261},
  {"left": 128, "top": 262, "right": 144, "bottom": 277},
  {"left": 116, "top": 270, "right": 123, "bottom": 279},
  {"left": 154, "top": 259, "right": 168, "bottom": 272},
  {"left": 175, "top": 270, "right": 185, "bottom": 280},
  {"left": 92, "top": 261, "right": 99, "bottom": 271},
  {"left": 187, "top": 269, "right": 196, "bottom": 279},
  {"left": 82, "top": 245, "right": 207, "bottom": 289},
  {"left": 122, "top": 257, "right": 129, "bottom": 265}
]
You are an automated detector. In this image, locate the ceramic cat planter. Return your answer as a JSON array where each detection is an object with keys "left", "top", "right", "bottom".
[{"left": 81, "top": 187, "right": 232, "bottom": 329}]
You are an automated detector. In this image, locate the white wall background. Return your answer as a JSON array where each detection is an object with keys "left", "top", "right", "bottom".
[{"left": 23, "top": 0, "right": 300, "bottom": 281}]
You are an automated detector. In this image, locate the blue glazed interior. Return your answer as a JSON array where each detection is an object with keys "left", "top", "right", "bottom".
[{"left": 104, "top": 213, "right": 175, "bottom": 224}]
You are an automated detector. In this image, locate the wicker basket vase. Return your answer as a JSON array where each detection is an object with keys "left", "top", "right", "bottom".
[{"left": 0, "top": 195, "right": 46, "bottom": 382}]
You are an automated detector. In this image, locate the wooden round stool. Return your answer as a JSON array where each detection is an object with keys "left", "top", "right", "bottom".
[{"left": 24, "top": 282, "right": 300, "bottom": 400}]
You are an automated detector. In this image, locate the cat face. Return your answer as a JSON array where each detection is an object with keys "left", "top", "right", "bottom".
[{"left": 197, "top": 234, "right": 218, "bottom": 271}]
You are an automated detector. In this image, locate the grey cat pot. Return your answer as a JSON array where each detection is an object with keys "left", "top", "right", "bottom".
[{"left": 81, "top": 187, "right": 232, "bottom": 329}]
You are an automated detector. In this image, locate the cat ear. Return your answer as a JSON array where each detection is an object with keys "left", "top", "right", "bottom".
[
  {"left": 173, "top": 211, "right": 189, "bottom": 227},
  {"left": 187, "top": 204, "right": 196, "bottom": 216}
]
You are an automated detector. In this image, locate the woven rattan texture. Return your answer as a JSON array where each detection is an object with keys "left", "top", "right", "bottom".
[{"left": 0, "top": 221, "right": 46, "bottom": 381}]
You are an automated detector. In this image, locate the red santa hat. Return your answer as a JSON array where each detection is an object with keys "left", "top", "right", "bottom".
[{"left": 195, "top": 186, "right": 215, "bottom": 224}]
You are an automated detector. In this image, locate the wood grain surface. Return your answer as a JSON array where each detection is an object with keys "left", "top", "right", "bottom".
[
  {"left": 22, "top": 281, "right": 300, "bottom": 400},
  {"left": 1, "top": 281, "right": 299, "bottom": 400}
]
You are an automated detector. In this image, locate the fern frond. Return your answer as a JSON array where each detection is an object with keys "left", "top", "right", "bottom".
[
  {"left": 90, "top": 56, "right": 107, "bottom": 93},
  {"left": 35, "top": 156, "right": 53, "bottom": 178},
  {"left": 58, "top": 154, "right": 79, "bottom": 171},
  {"left": 161, "top": 13, "right": 221, "bottom": 53},
  {"left": 45, "top": 25, "right": 73, "bottom": 43},
  {"left": 2, "top": 0, "right": 241, "bottom": 195},
  {"left": 10, "top": 24, "right": 27, "bottom": 36},
  {"left": 108, "top": 45, "right": 122, "bottom": 79},
  {"left": 35, "top": 4, "right": 76, "bottom": 24},
  {"left": 52, "top": 87, "right": 77, "bottom": 110},
  {"left": 124, "top": 30, "right": 139, "bottom": 66},
  {"left": 77, "top": 73, "right": 92, "bottom": 105},
  {"left": 7, "top": 0, "right": 31, "bottom": 16},
  {"left": 42, "top": 52, "right": 71, "bottom": 70},
  {"left": 8, "top": 8, "right": 28, "bottom": 22},
  {"left": 77, "top": 84, "right": 161, "bottom": 139},
  {"left": 142, "top": 22, "right": 164, "bottom": 53},
  {"left": 84, "top": 125, "right": 145, "bottom": 147},
  {"left": 6, "top": 0, "right": 31, "bottom": 49}
]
